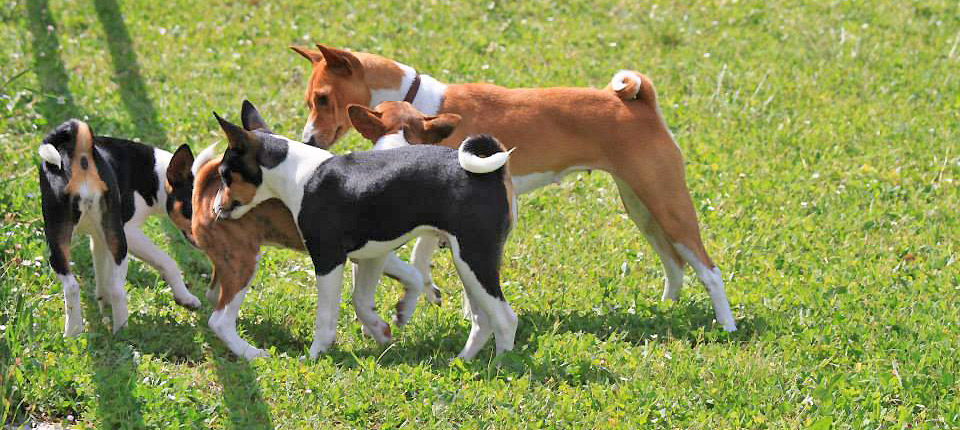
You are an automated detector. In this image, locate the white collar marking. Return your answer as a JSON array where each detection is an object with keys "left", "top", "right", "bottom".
[{"left": 369, "top": 62, "right": 448, "bottom": 115}]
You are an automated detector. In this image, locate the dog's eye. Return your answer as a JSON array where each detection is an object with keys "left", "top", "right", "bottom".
[
  {"left": 231, "top": 199, "right": 241, "bottom": 208},
  {"left": 315, "top": 94, "right": 328, "bottom": 107}
]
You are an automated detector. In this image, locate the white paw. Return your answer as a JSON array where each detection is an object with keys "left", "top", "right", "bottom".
[
  {"left": 64, "top": 318, "right": 84, "bottom": 337},
  {"left": 111, "top": 315, "right": 129, "bottom": 334},
  {"left": 361, "top": 322, "right": 393, "bottom": 346},
  {"left": 241, "top": 347, "right": 270, "bottom": 360},
  {"left": 176, "top": 292, "right": 202, "bottom": 310}
]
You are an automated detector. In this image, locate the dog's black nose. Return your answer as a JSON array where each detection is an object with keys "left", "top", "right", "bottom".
[{"left": 304, "top": 135, "right": 317, "bottom": 147}]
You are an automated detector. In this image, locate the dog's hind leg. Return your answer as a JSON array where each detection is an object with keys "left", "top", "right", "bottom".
[
  {"left": 614, "top": 178, "right": 685, "bottom": 301},
  {"left": 611, "top": 148, "right": 736, "bottom": 332},
  {"left": 411, "top": 235, "right": 443, "bottom": 304},
  {"left": 91, "top": 223, "right": 130, "bottom": 334},
  {"left": 49, "top": 229, "right": 82, "bottom": 337},
  {"left": 41, "top": 186, "right": 83, "bottom": 336},
  {"left": 353, "top": 256, "right": 392, "bottom": 345},
  {"left": 382, "top": 252, "right": 423, "bottom": 326},
  {"left": 125, "top": 226, "right": 201, "bottom": 309},
  {"left": 446, "top": 236, "right": 517, "bottom": 360}
]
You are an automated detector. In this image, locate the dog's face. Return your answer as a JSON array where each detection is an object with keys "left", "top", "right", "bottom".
[
  {"left": 213, "top": 100, "right": 287, "bottom": 220},
  {"left": 347, "top": 101, "right": 461, "bottom": 147},
  {"left": 164, "top": 144, "right": 197, "bottom": 244},
  {"left": 292, "top": 44, "right": 371, "bottom": 148}
]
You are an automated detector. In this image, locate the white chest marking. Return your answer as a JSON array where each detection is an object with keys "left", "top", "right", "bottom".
[
  {"left": 511, "top": 166, "right": 592, "bottom": 194},
  {"left": 369, "top": 62, "right": 448, "bottom": 115}
]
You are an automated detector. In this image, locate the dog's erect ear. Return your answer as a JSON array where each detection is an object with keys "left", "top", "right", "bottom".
[
  {"left": 167, "top": 144, "right": 194, "bottom": 186},
  {"left": 214, "top": 111, "right": 256, "bottom": 152},
  {"left": 422, "top": 113, "right": 462, "bottom": 144},
  {"left": 290, "top": 45, "right": 323, "bottom": 62},
  {"left": 347, "top": 104, "right": 387, "bottom": 141},
  {"left": 241, "top": 100, "right": 272, "bottom": 133},
  {"left": 315, "top": 44, "right": 356, "bottom": 76}
]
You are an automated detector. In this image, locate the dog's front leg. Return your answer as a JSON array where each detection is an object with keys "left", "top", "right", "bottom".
[
  {"left": 352, "top": 256, "right": 391, "bottom": 345},
  {"left": 411, "top": 235, "right": 442, "bottom": 304},
  {"left": 124, "top": 226, "right": 201, "bottom": 309},
  {"left": 208, "top": 254, "right": 267, "bottom": 359},
  {"left": 309, "top": 264, "right": 345, "bottom": 358}
]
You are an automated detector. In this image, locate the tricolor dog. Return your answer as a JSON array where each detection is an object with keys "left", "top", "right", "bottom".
[
  {"left": 292, "top": 44, "right": 737, "bottom": 332},
  {"left": 162, "top": 137, "right": 436, "bottom": 360},
  {"left": 38, "top": 120, "right": 201, "bottom": 337},
  {"left": 207, "top": 100, "right": 516, "bottom": 360}
]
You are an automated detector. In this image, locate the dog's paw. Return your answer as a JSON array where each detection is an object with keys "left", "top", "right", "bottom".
[
  {"left": 361, "top": 321, "right": 392, "bottom": 346},
  {"left": 424, "top": 283, "right": 442, "bottom": 305},
  {"left": 63, "top": 319, "right": 84, "bottom": 337},
  {"left": 175, "top": 293, "right": 202, "bottom": 310},
  {"left": 241, "top": 347, "right": 270, "bottom": 360}
]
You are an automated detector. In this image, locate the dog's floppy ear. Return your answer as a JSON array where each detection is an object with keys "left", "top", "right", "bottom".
[
  {"left": 214, "top": 111, "right": 257, "bottom": 153},
  {"left": 315, "top": 44, "right": 357, "bottom": 76},
  {"left": 290, "top": 45, "right": 323, "bottom": 63},
  {"left": 347, "top": 104, "right": 387, "bottom": 141},
  {"left": 241, "top": 100, "right": 272, "bottom": 133},
  {"left": 167, "top": 144, "right": 194, "bottom": 186},
  {"left": 422, "top": 113, "right": 462, "bottom": 144}
]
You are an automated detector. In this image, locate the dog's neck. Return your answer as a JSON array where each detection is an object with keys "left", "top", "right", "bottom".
[
  {"left": 360, "top": 54, "right": 448, "bottom": 115},
  {"left": 256, "top": 139, "right": 333, "bottom": 218}
]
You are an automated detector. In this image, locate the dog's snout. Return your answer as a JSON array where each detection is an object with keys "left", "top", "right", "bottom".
[{"left": 304, "top": 135, "right": 317, "bottom": 146}]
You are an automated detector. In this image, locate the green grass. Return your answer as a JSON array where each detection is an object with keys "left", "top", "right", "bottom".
[{"left": 2, "top": 0, "right": 959, "bottom": 428}]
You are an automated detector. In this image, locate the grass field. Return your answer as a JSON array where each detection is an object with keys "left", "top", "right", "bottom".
[{"left": 2, "top": 0, "right": 959, "bottom": 428}]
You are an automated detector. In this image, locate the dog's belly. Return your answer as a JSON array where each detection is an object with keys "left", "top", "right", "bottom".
[
  {"left": 512, "top": 166, "right": 591, "bottom": 194},
  {"left": 346, "top": 225, "right": 442, "bottom": 259}
]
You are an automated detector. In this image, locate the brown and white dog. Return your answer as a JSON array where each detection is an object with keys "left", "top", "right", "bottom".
[
  {"left": 38, "top": 120, "right": 201, "bottom": 337},
  {"left": 292, "top": 45, "right": 737, "bottom": 332}
]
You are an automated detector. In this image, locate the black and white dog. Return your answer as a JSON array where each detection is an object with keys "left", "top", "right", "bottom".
[
  {"left": 211, "top": 101, "right": 517, "bottom": 360},
  {"left": 38, "top": 120, "right": 201, "bottom": 336}
]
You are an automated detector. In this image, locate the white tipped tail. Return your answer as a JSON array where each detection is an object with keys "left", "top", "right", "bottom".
[
  {"left": 192, "top": 142, "right": 220, "bottom": 175},
  {"left": 39, "top": 144, "right": 62, "bottom": 167},
  {"left": 609, "top": 70, "right": 642, "bottom": 100},
  {"left": 458, "top": 136, "right": 513, "bottom": 174}
]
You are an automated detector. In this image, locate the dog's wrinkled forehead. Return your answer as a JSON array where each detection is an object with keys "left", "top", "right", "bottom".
[{"left": 376, "top": 101, "right": 428, "bottom": 134}]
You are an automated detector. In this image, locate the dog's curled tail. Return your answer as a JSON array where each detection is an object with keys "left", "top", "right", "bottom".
[
  {"left": 38, "top": 143, "right": 62, "bottom": 167},
  {"left": 608, "top": 70, "right": 654, "bottom": 102},
  {"left": 192, "top": 142, "right": 221, "bottom": 175},
  {"left": 37, "top": 120, "right": 84, "bottom": 168},
  {"left": 458, "top": 134, "right": 513, "bottom": 174}
]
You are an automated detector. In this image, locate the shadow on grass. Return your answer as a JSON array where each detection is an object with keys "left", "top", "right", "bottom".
[
  {"left": 125, "top": 314, "right": 277, "bottom": 429},
  {"left": 25, "top": 0, "right": 81, "bottom": 123},
  {"left": 92, "top": 0, "right": 167, "bottom": 146},
  {"left": 81, "top": 294, "right": 148, "bottom": 428}
]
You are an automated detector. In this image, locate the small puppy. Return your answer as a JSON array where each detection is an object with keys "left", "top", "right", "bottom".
[
  {"left": 38, "top": 120, "right": 201, "bottom": 337},
  {"left": 209, "top": 100, "right": 516, "bottom": 360}
]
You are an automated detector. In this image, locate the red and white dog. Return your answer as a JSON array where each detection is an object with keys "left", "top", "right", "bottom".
[{"left": 292, "top": 45, "right": 737, "bottom": 331}]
